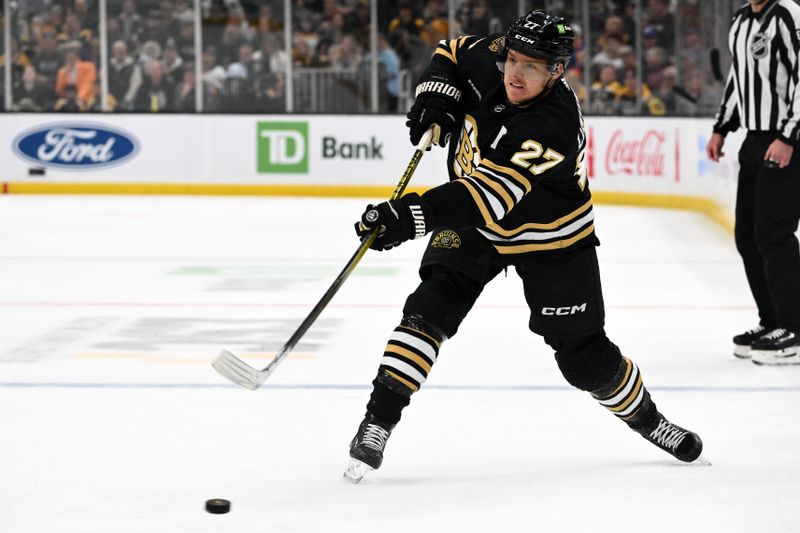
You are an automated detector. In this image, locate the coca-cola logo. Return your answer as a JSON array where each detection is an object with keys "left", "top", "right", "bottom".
[
  {"left": 13, "top": 123, "right": 139, "bottom": 170},
  {"left": 605, "top": 129, "right": 667, "bottom": 177}
]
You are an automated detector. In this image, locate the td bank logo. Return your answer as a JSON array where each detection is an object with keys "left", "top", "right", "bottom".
[{"left": 257, "top": 122, "right": 309, "bottom": 173}]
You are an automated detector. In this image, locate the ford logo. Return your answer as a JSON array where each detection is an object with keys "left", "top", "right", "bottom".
[{"left": 12, "top": 123, "right": 140, "bottom": 170}]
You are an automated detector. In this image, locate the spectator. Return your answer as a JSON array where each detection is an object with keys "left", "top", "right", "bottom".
[
  {"left": 54, "top": 83, "right": 83, "bottom": 111},
  {"left": 139, "top": 10, "right": 168, "bottom": 47},
  {"left": 175, "top": 11, "right": 197, "bottom": 62},
  {"left": 162, "top": 39, "right": 185, "bottom": 86},
  {"left": 616, "top": 68, "right": 652, "bottom": 116},
  {"left": 201, "top": 46, "right": 226, "bottom": 111},
  {"left": 597, "top": 15, "right": 632, "bottom": 48},
  {"left": 172, "top": 62, "right": 196, "bottom": 112},
  {"left": 118, "top": 0, "right": 143, "bottom": 47},
  {"left": 218, "top": 15, "right": 251, "bottom": 67},
  {"left": 459, "top": 0, "right": 502, "bottom": 36},
  {"left": 109, "top": 39, "right": 142, "bottom": 110},
  {"left": 644, "top": 0, "right": 675, "bottom": 51},
  {"left": 223, "top": 42, "right": 262, "bottom": 111},
  {"left": 55, "top": 40, "right": 96, "bottom": 107},
  {"left": 261, "top": 72, "right": 286, "bottom": 113},
  {"left": 675, "top": 69, "right": 720, "bottom": 117},
  {"left": 32, "top": 28, "right": 62, "bottom": 89},
  {"left": 13, "top": 65, "right": 51, "bottom": 111},
  {"left": 591, "top": 34, "right": 624, "bottom": 74},
  {"left": 388, "top": 0, "right": 424, "bottom": 56},
  {"left": 376, "top": 33, "right": 400, "bottom": 111},
  {"left": 254, "top": 33, "right": 289, "bottom": 73},
  {"left": 138, "top": 40, "right": 163, "bottom": 69},
  {"left": 678, "top": 27, "right": 703, "bottom": 74},
  {"left": 588, "top": 64, "right": 622, "bottom": 115},
  {"left": 59, "top": 12, "right": 92, "bottom": 55},
  {"left": 105, "top": 17, "right": 124, "bottom": 52},
  {"left": 645, "top": 65, "right": 678, "bottom": 116},
  {"left": 343, "top": 0, "right": 371, "bottom": 46},
  {"left": 135, "top": 59, "right": 173, "bottom": 112}
]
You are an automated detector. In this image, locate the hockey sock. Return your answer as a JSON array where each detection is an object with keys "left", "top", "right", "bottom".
[
  {"left": 590, "top": 356, "right": 654, "bottom": 426},
  {"left": 366, "top": 319, "right": 443, "bottom": 424},
  {"left": 378, "top": 321, "right": 442, "bottom": 394}
]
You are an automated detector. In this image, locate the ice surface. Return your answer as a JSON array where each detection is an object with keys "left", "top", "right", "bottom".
[{"left": 0, "top": 195, "right": 797, "bottom": 532}]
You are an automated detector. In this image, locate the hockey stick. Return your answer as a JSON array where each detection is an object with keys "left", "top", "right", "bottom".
[{"left": 212, "top": 128, "right": 435, "bottom": 390}]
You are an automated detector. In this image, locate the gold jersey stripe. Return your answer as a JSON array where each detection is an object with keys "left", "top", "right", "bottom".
[
  {"left": 397, "top": 325, "right": 441, "bottom": 349},
  {"left": 385, "top": 370, "right": 419, "bottom": 392},
  {"left": 434, "top": 47, "right": 457, "bottom": 64},
  {"left": 472, "top": 170, "right": 515, "bottom": 211},
  {"left": 491, "top": 224, "right": 595, "bottom": 254},
  {"left": 607, "top": 376, "right": 643, "bottom": 413},
  {"left": 485, "top": 199, "right": 593, "bottom": 236},
  {"left": 385, "top": 344, "right": 433, "bottom": 373},
  {"left": 456, "top": 179, "right": 495, "bottom": 225},
  {"left": 480, "top": 158, "right": 531, "bottom": 193}
]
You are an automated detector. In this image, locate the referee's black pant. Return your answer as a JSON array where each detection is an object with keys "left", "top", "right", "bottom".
[{"left": 735, "top": 131, "right": 800, "bottom": 331}]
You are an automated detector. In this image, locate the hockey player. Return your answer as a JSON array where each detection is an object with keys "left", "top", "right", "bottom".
[{"left": 345, "top": 10, "right": 703, "bottom": 482}]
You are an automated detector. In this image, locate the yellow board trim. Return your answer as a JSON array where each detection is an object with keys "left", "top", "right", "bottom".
[{"left": 0, "top": 183, "right": 735, "bottom": 234}]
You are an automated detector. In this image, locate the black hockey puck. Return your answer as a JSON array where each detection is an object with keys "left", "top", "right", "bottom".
[{"left": 205, "top": 499, "right": 231, "bottom": 514}]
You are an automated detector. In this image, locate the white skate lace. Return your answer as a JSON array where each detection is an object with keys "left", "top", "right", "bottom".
[
  {"left": 649, "top": 418, "right": 686, "bottom": 450},
  {"left": 745, "top": 326, "right": 766, "bottom": 336},
  {"left": 361, "top": 424, "right": 390, "bottom": 452},
  {"left": 763, "top": 328, "right": 788, "bottom": 340}
]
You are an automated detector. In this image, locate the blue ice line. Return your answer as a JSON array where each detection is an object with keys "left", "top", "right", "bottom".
[{"left": 0, "top": 383, "right": 798, "bottom": 392}]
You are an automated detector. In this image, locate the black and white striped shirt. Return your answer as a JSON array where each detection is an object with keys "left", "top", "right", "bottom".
[{"left": 714, "top": 0, "right": 800, "bottom": 143}]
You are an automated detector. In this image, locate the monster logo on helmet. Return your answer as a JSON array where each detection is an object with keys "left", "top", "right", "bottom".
[{"left": 498, "top": 10, "right": 575, "bottom": 74}]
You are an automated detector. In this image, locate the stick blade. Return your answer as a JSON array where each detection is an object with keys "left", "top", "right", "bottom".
[{"left": 212, "top": 350, "right": 266, "bottom": 390}]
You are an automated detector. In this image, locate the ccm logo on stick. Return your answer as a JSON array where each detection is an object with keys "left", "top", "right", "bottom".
[{"left": 541, "top": 303, "right": 587, "bottom": 316}]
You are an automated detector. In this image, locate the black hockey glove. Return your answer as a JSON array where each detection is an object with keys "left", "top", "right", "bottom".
[
  {"left": 405, "top": 73, "right": 461, "bottom": 148},
  {"left": 355, "top": 193, "right": 432, "bottom": 251}
]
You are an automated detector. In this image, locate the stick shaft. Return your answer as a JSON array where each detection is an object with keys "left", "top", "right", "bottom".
[{"left": 261, "top": 134, "right": 430, "bottom": 375}]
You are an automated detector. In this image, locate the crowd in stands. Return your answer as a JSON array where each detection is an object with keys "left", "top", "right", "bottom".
[{"left": 0, "top": 0, "right": 722, "bottom": 116}]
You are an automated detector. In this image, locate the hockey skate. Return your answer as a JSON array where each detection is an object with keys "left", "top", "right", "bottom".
[
  {"left": 634, "top": 411, "right": 703, "bottom": 463},
  {"left": 343, "top": 414, "right": 395, "bottom": 483},
  {"left": 751, "top": 328, "right": 800, "bottom": 366},
  {"left": 732, "top": 325, "right": 768, "bottom": 358}
]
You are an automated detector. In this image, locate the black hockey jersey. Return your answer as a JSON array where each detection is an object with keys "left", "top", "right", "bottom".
[{"left": 419, "top": 35, "right": 599, "bottom": 254}]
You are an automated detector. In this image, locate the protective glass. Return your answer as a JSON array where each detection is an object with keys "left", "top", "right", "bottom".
[{"left": 496, "top": 56, "right": 555, "bottom": 82}]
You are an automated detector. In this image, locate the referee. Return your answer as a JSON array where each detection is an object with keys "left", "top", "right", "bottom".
[{"left": 707, "top": 0, "right": 800, "bottom": 365}]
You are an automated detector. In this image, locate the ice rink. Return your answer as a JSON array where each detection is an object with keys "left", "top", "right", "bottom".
[{"left": 1, "top": 194, "right": 798, "bottom": 533}]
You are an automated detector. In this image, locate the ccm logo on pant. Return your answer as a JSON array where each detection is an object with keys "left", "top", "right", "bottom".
[{"left": 541, "top": 303, "right": 587, "bottom": 316}]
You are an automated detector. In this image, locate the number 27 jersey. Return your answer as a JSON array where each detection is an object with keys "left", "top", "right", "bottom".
[{"left": 420, "top": 35, "right": 599, "bottom": 255}]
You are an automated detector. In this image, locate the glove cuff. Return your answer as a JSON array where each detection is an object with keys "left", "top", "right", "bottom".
[
  {"left": 414, "top": 73, "right": 462, "bottom": 103},
  {"left": 399, "top": 192, "right": 433, "bottom": 240}
]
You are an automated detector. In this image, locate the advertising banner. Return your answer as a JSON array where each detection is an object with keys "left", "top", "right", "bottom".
[{"left": 1, "top": 114, "right": 744, "bottom": 221}]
